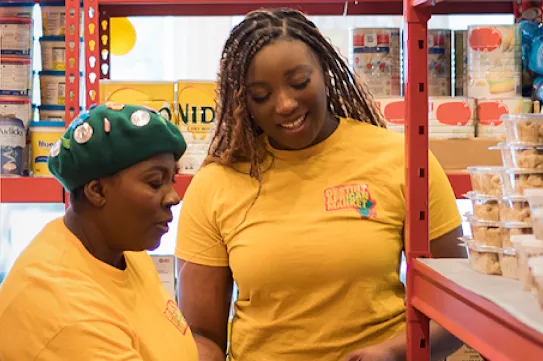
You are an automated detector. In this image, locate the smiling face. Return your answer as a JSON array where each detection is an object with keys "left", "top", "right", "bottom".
[
  {"left": 95, "top": 153, "right": 181, "bottom": 252},
  {"left": 246, "top": 39, "right": 333, "bottom": 150}
]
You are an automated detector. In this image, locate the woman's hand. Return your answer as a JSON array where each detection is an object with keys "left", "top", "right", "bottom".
[{"left": 343, "top": 344, "right": 400, "bottom": 361}]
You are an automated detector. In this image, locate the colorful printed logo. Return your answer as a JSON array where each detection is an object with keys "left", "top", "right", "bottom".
[
  {"left": 324, "top": 183, "right": 377, "bottom": 218},
  {"left": 163, "top": 300, "right": 189, "bottom": 335}
]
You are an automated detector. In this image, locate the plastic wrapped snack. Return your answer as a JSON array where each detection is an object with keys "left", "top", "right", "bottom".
[
  {"left": 511, "top": 237, "right": 543, "bottom": 291},
  {"left": 467, "top": 166, "right": 504, "bottom": 196},
  {"left": 503, "top": 114, "right": 543, "bottom": 145},
  {"left": 502, "top": 224, "right": 533, "bottom": 248},
  {"left": 464, "top": 241, "right": 502, "bottom": 275},
  {"left": 465, "top": 192, "right": 500, "bottom": 222},
  {"left": 468, "top": 218, "right": 503, "bottom": 247},
  {"left": 492, "top": 143, "right": 543, "bottom": 169},
  {"left": 499, "top": 195, "right": 531, "bottom": 223},
  {"left": 525, "top": 188, "right": 543, "bottom": 241},
  {"left": 503, "top": 170, "right": 543, "bottom": 195},
  {"left": 528, "top": 256, "right": 543, "bottom": 309},
  {"left": 498, "top": 250, "right": 519, "bottom": 279}
]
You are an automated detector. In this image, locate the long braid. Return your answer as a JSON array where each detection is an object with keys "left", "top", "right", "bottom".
[{"left": 205, "top": 8, "right": 386, "bottom": 182}]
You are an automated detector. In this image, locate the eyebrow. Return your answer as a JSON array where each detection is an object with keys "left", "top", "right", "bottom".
[
  {"left": 147, "top": 165, "right": 176, "bottom": 174},
  {"left": 248, "top": 64, "right": 312, "bottom": 87}
]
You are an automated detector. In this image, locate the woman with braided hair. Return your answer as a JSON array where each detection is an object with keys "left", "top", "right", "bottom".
[{"left": 176, "top": 8, "right": 465, "bottom": 361}]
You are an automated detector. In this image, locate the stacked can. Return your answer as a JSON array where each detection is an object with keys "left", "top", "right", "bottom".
[
  {"left": 428, "top": 29, "right": 452, "bottom": 96},
  {"left": 0, "top": 2, "right": 34, "bottom": 177},
  {"left": 353, "top": 28, "right": 401, "bottom": 97},
  {"left": 467, "top": 25, "right": 522, "bottom": 99},
  {"left": 454, "top": 30, "right": 467, "bottom": 96}
]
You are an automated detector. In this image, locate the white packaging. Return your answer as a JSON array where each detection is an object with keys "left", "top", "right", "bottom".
[
  {"left": 0, "top": 97, "right": 32, "bottom": 128},
  {"left": 0, "top": 19, "right": 32, "bottom": 57},
  {"left": 428, "top": 29, "right": 452, "bottom": 96},
  {"left": 0, "top": 58, "right": 32, "bottom": 97},
  {"left": 39, "top": 71, "right": 66, "bottom": 106},
  {"left": 40, "top": 36, "right": 66, "bottom": 71}
]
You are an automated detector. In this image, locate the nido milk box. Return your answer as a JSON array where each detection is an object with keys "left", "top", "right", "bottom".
[
  {"left": 176, "top": 81, "right": 216, "bottom": 141},
  {"left": 99, "top": 81, "right": 175, "bottom": 122}
]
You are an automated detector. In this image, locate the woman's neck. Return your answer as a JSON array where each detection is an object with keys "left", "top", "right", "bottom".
[{"left": 64, "top": 209, "right": 126, "bottom": 270}]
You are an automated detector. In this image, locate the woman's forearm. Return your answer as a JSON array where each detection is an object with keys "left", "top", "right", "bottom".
[
  {"left": 194, "top": 334, "right": 226, "bottom": 361},
  {"left": 382, "top": 321, "right": 464, "bottom": 361}
]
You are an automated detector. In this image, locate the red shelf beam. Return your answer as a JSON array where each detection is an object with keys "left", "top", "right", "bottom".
[
  {"left": 0, "top": 178, "right": 65, "bottom": 203},
  {"left": 446, "top": 172, "right": 471, "bottom": 199},
  {"left": 97, "top": 0, "right": 513, "bottom": 16},
  {"left": 0, "top": 175, "right": 194, "bottom": 204},
  {"left": 411, "top": 260, "right": 543, "bottom": 361}
]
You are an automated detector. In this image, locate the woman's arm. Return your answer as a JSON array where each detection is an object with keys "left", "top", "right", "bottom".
[{"left": 177, "top": 260, "right": 233, "bottom": 361}]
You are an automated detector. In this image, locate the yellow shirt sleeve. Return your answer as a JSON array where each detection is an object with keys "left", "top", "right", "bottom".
[
  {"left": 428, "top": 151, "right": 462, "bottom": 240},
  {"left": 176, "top": 168, "right": 229, "bottom": 267},
  {"left": 36, "top": 321, "right": 142, "bottom": 360}
]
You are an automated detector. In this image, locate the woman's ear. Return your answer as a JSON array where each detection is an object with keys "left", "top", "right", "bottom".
[{"left": 83, "top": 180, "right": 107, "bottom": 208}]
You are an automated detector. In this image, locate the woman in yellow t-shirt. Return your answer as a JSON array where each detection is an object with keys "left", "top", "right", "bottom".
[
  {"left": 176, "top": 8, "right": 465, "bottom": 361},
  {"left": 0, "top": 104, "right": 198, "bottom": 361}
]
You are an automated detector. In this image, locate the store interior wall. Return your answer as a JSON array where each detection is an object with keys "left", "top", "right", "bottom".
[{"left": 1, "top": 10, "right": 514, "bottom": 281}]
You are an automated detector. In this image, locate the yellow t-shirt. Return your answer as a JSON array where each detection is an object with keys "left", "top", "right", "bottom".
[
  {"left": 0, "top": 217, "right": 198, "bottom": 361},
  {"left": 176, "top": 117, "right": 461, "bottom": 361}
]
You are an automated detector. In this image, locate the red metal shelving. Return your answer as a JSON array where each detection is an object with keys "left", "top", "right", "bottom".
[{"left": 0, "top": 177, "right": 64, "bottom": 203}]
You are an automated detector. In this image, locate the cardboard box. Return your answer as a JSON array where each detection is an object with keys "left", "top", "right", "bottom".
[
  {"left": 429, "top": 138, "right": 503, "bottom": 171},
  {"left": 151, "top": 255, "right": 176, "bottom": 300},
  {"left": 446, "top": 345, "right": 484, "bottom": 361}
]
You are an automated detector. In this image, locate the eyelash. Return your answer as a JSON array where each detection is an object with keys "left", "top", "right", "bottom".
[
  {"left": 251, "top": 79, "right": 310, "bottom": 103},
  {"left": 149, "top": 176, "right": 176, "bottom": 190}
]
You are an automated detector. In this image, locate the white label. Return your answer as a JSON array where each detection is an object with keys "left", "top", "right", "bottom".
[
  {"left": 0, "top": 63, "right": 30, "bottom": 92},
  {"left": 0, "top": 24, "right": 32, "bottom": 55}
]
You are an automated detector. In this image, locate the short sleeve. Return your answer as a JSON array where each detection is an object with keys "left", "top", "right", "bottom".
[
  {"left": 175, "top": 168, "right": 229, "bottom": 267},
  {"left": 37, "top": 321, "right": 142, "bottom": 361},
  {"left": 428, "top": 151, "right": 462, "bottom": 240}
]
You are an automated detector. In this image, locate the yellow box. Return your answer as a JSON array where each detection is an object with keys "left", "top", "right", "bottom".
[
  {"left": 29, "top": 120, "right": 65, "bottom": 177},
  {"left": 99, "top": 81, "right": 175, "bottom": 122},
  {"left": 176, "top": 81, "right": 217, "bottom": 142}
]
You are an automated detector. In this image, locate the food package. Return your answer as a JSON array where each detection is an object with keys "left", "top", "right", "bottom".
[
  {"left": 503, "top": 169, "right": 543, "bottom": 195},
  {"left": 467, "top": 166, "right": 504, "bottom": 196},
  {"left": 499, "top": 195, "right": 531, "bottom": 223},
  {"left": 492, "top": 142, "right": 543, "bottom": 170},
  {"left": 503, "top": 113, "right": 543, "bottom": 145}
]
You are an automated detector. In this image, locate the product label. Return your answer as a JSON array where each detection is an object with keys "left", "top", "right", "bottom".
[
  {"left": 0, "top": 63, "right": 31, "bottom": 95},
  {"left": 0, "top": 121, "right": 24, "bottom": 176},
  {"left": 0, "top": 24, "right": 32, "bottom": 56}
]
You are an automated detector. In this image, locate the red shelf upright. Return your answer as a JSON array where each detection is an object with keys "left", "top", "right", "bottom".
[
  {"left": 403, "top": 0, "right": 431, "bottom": 359},
  {"left": 65, "top": 0, "right": 81, "bottom": 124}
]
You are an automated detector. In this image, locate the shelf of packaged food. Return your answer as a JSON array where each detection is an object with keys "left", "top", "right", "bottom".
[
  {"left": 412, "top": 258, "right": 543, "bottom": 361},
  {"left": 0, "top": 177, "right": 64, "bottom": 203},
  {"left": 96, "top": 0, "right": 513, "bottom": 16}
]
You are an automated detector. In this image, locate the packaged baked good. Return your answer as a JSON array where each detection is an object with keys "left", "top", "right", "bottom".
[
  {"left": 499, "top": 195, "right": 531, "bottom": 223},
  {"left": 468, "top": 218, "right": 503, "bottom": 247},
  {"left": 465, "top": 192, "right": 500, "bottom": 222},
  {"left": 525, "top": 188, "right": 543, "bottom": 240},
  {"left": 464, "top": 240, "right": 502, "bottom": 275},
  {"left": 502, "top": 224, "right": 533, "bottom": 248},
  {"left": 492, "top": 143, "right": 543, "bottom": 170},
  {"left": 512, "top": 237, "right": 543, "bottom": 291},
  {"left": 528, "top": 256, "right": 543, "bottom": 308},
  {"left": 503, "top": 113, "right": 543, "bottom": 145},
  {"left": 498, "top": 249, "right": 519, "bottom": 279},
  {"left": 503, "top": 170, "right": 543, "bottom": 195},
  {"left": 467, "top": 166, "right": 504, "bottom": 196}
]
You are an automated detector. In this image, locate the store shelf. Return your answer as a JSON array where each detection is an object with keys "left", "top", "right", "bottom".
[
  {"left": 0, "top": 175, "right": 194, "bottom": 203},
  {"left": 446, "top": 172, "right": 471, "bottom": 199},
  {"left": 412, "top": 259, "right": 543, "bottom": 361},
  {"left": 97, "top": 0, "right": 513, "bottom": 16},
  {"left": 0, "top": 177, "right": 64, "bottom": 203},
  {"left": 174, "top": 174, "right": 193, "bottom": 200}
]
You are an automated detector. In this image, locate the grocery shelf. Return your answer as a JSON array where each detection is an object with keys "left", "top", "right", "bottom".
[
  {"left": 412, "top": 259, "right": 543, "bottom": 361},
  {"left": 0, "top": 175, "right": 194, "bottom": 203},
  {"left": 97, "top": 0, "right": 513, "bottom": 16},
  {"left": 446, "top": 172, "right": 471, "bottom": 199},
  {"left": 0, "top": 177, "right": 64, "bottom": 203}
]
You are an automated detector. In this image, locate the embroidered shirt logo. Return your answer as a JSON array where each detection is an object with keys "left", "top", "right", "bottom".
[
  {"left": 324, "top": 183, "right": 377, "bottom": 218},
  {"left": 163, "top": 300, "right": 189, "bottom": 335}
]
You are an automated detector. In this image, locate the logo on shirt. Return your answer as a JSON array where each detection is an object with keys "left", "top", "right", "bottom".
[
  {"left": 324, "top": 183, "right": 377, "bottom": 218},
  {"left": 163, "top": 300, "right": 189, "bottom": 335}
]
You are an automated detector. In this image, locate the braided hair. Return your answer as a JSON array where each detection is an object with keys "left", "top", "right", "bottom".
[{"left": 206, "top": 8, "right": 387, "bottom": 180}]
